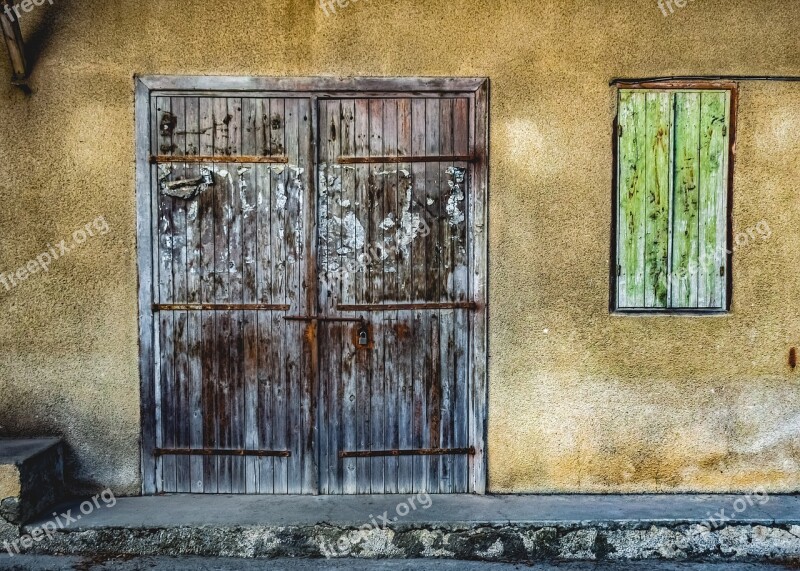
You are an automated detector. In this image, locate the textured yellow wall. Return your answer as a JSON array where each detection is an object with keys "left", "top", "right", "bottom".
[{"left": 0, "top": 0, "right": 798, "bottom": 494}]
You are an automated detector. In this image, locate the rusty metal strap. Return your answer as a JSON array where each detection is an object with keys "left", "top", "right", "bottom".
[
  {"left": 155, "top": 448, "right": 291, "bottom": 458},
  {"left": 339, "top": 447, "right": 476, "bottom": 459},
  {"left": 153, "top": 303, "right": 290, "bottom": 312},
  {"left": 150, "top": 155, "right": 289, "bottom": 164},
  {"left": 337, "top": 302, "right": 478, "bottom": 311},
  {"left": 337, "top": 155, "right": 474, "bottom": 164},
  {"left": 284, "top": 315, "right": 365, "bottom": 322}
]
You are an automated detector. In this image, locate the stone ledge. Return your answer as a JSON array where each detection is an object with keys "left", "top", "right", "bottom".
[
  {"left": 0, "top": 438, "right": 63, "bottom": 526},
  {"left": 0, "top": 520, "right": 16, "bottom": 546}
]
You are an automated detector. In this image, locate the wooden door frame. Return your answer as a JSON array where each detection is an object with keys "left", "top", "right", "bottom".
[{"left": 135, "top": 76, "right": 489, "bottom": 495}]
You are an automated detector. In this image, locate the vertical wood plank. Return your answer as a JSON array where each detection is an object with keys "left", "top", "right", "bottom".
[
  {"left": 136, "top": 78, "right": 157, "bottom": 495},
  {"left": 170, "top": 96, "right": 191, "bottom": 493},
  {"left": 284, "top": 97, "right": 303, "bottom": 494},
  {"left": 227, "top": 98, "right": 246, "bottom": 493},
  {"left": 317, "top": 99, "right": 331, "bottom": 495},
  {"left": 644, "top": 92, "right": 671, "bottom": 309},
  {"left": 212, "top": 96, "right": 233, "bottom": 493},
  {"left": 148, "top": 92, "right": 163, "bottom": 493},
  {"left": 271, "top": 99, "right": 289, "bottom": 494},
  {"left": 368, "top": 98, "right": 386, "bottom": 493},
  {"left": 721, "top": 93, "right": 733, "bottom": 308},
  {"left": 425, "top": 98, "right": 443, "bottom": 491},
  {"left": 396, "top": 98, "right": 414, "bottom": 495},
  {"left": 240, "top": 97, "right": 258, "bottom": 493},
  {"left": 298, "top": 97, "right": 318, "bottom": 494},
  {"left": 198, "top": 97, "right": 218, "bottom": 493},
  {"left": 256, "top": 98, "right": 275, "bottom": 494},
  {"left": 156, "top": 96, "right": 177, "bottom": 493},
  {"left": 333, "top": 102, "right": 354, "bottom": 494},
  {"left": 470, "top": 81, "right": 489, "bottom": 493},
  {"left": 339, "top": 99, "right": 359, "bottom": 495},
  {"left": 328, "top": 99, "right": 345, "bottom": 494},
  {"left": 382, "top": 99, "right": 400, "bottom": 495},
  {"left": 438, "top": 98, "right": 456, "bottom": 494},
  {"left": 410, "top": 97, "right": 429, "bottom": 492},
  {"left": 452, "top": 97, "right": 470, "bottom": 493},
  {"left": 617, "top": 90, "right": 647, "bottom": 309},
  {"left": 671, "top": 91, "right": 701, "bottom": 308},
  {"left": 353, "top": 98, "right": 372, "bottom": 494},
  {"left": 698, "top": 91, "right": 729, "bottom": 309},
  {"left": 183, "top": 96, "right": 205, "bottom": 494}
]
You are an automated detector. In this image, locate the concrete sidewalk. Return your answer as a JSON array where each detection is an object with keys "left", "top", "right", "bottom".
[
  {"left": 12, "top": 494, "right": 800, "bottom": 563},
  {"left": 27, "top": 493, "right": 800, "bottom": 527},
  {"left": 1, "top": 555, "right": 798, "bottom": 570}
]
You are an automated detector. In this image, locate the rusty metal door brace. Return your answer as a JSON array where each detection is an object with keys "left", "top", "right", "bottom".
[
  {"left": 150, "top": 155, "right": 289, "bottom": 164},
  {"left": 339, "top": 447, "right": 476, "bottom": 458},
  {"left": 155, "top": 448, "right": 291, "bottom": 457},
  {"left": 284, "top": 315, "right": 365, "bottom": 323},
  {"left": 153, "top": 303, "right": 291, "bottom": 311},
  {"left": 336, "top": 302, "right": 478, "bottom": 311},
  {"left": 336, "top": 154, "right": 475, "bottom": 164}
]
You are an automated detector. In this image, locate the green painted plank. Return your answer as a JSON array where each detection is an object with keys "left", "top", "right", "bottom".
[
  {"left": 697, "top": 91, "right": 729, "bottom": 309},
  {"left": 643, "top": 92, "right": 671, "bottom": 308},
  {"left": 670, "top": 92, "right": 701, "bottom": 308},
  {"left": 617, "top": 90, "right": 647, "bottom": 308}
]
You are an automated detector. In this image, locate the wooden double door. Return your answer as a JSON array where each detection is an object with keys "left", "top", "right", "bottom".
[{"left": 137, "top": 78, "right": 488, "bottom": 495}]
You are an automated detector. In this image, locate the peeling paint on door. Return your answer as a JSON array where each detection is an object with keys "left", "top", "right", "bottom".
[{"left": 445, "top": 166, "right": 466, "bottom": 227}]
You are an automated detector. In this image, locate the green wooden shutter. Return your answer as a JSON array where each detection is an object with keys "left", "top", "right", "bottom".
[
  {"left": 697, "top": 92, "right": 729, "bottom": 308},
  {"left": 616, "top": 89, "right": 730, "bottom": 311}
]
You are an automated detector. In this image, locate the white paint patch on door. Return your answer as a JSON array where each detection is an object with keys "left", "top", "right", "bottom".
[{"left": 445, "top": 166, "right": 466, "bottom": 227}]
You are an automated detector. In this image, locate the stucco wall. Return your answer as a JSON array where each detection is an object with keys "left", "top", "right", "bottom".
[{"left": 0, "top": 0, "right": 798, "bottom": 495}]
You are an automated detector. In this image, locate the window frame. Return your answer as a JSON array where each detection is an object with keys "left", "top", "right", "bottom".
[{"left": 610, "top": 80, "right": 739, "bottom": 315}]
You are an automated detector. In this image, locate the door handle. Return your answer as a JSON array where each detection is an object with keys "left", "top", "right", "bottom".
[{"left": 284, "top": 315, "right": 371, "bottom": 348}]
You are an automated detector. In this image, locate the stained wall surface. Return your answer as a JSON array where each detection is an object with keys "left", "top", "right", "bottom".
[{"left": 0, "top": 0, "right": 798, "bottom": 494}]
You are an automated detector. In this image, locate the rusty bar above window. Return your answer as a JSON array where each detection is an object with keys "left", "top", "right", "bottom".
[
  {"left": 153, "top": 303, "right": 290, "bottom": 311},
  {"left": 339, "top": 447, "right": 476, "bottom": 459},
  {"left": 336, "top": 155, "right": 474, "bottom": 164},
  {"left": 155, "top": 448, "right": 291, "bottom": 458},
  {"left": 337, "top": 302, "right": 478, "bottom": 311},
  {"left": 149, "top": 155, "right": 289, "bottom": 164}
]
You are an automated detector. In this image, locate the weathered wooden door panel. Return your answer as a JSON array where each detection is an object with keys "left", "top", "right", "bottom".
[
  {"left": 152, "top": 96, "right": 316, "bottom": 494},
  {"left": 138, "top": 78, "right": 487, "bottom": 495},
  {"left": 317, "top": 97, "right": 473, "bottom": 494}
]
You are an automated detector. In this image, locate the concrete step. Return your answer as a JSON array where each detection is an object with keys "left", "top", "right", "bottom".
[
  {"left": 0, "top": 438, "right": 63, "bottom": 537},
  {"left": 15, "top": 493, "right": 800, "bottom": 563}
]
